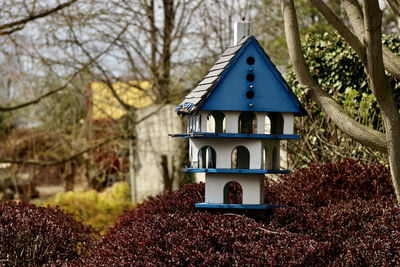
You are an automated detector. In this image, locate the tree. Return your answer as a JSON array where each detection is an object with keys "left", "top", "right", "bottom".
[
  {"left": 0, "top": 0, "right": 250, "bottom": 199},
  {"left": 280, "top": 0, "right": 400, "bottom": 201},
  {"left": 285, "top": 32, "right": 400, "bottom": 168},
  {"left": 254, "top": 0, "right": 345, "bottom": 65}
]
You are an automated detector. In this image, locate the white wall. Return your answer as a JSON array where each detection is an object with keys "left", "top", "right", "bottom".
[
  {"left": 205, "top": 173, "right": 264, "bottom": 204},
  {"left": 134, "top": 104, "right": 184, "bottom": 201},
  {"left": 190, "top": 138, "right": 263, "bottom": 169}
]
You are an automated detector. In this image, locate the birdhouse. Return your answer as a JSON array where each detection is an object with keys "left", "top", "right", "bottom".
[{"left": 171, "top": 21, "right": 306, "bottom": 212}]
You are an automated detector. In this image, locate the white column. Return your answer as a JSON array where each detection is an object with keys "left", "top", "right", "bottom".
[
  {"left": 282, "top": 113, "right": 294, "bottom": 135},
  {"left": 248, "top": 140, "right": 262, "bottom": 169},
  {"left": 264, "top": 141, "right": 273, "bottom": 169},
  {"left": 190, "top": 139, "right": 200, "bottom": 168},
  {"left": 225, "top": 112, "right": 239, "bottom": 133},
  {"left": 200, "top": 112, "right": 207, "bottom": 132},
  {"left": 256, "top": 113, "right": 265, "bottom": 134},
  {"left": 214, "top": 141, "right": 232, "bottom": 169}
]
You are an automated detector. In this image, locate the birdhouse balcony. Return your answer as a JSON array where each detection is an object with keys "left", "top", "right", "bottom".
[
  {"left": 185, "top": 111, "right": 295, "bottom": 135},
  {"left": 182, "top": 137, "right": 291, "bottom": 174},
  {"left": 169, "top": 110, "right": 300, "bottom": 174}
]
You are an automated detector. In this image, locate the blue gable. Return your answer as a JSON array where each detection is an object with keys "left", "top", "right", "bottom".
[{"left": 198, "top": 37, "right": 305, "bottom": 115}]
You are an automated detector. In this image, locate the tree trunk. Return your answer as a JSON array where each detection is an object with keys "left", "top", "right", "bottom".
[
  {"left": 64, "top": 161, "right": 76, "bottom": 192},
  {"left": 281, "top": 0, "right": 400, "bottom": 202},
  {"left": 363, "top": 0, "right": 400, "bottom": 201},
  {"left": 161, "top": 154, "right": 175, "bottom": 191},
  {"left": 280, "top": 0, "right": 386, "bottom": 153}
]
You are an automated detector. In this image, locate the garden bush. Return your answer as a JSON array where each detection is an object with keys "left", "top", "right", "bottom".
[
  {"left": 0, "top": 201, "right": 95, "bottom": 266},
  {"left": 77, "top": 159, "right": 399, "bottom": 266},
  {"left": 45, "top": 182, "right": 134, "bottom": 233}
]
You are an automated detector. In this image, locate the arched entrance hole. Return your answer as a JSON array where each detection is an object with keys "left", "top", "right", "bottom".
[
  {"left": 267, "top": 113, "right": 284, "bottom": 134},
  {"left": 231, "top": 146, "right": 250, "bottom": 169},
  {"left": 239, "top": 111, "right": 257, "bottom": 134},
  {"left": 198, "top": 146, "right": 216, "bottom": 168},
  {"left": 207, "top": 111, "right": 226, "bottom": 133},
  {"left": 223, "top": 181, "right": 243, "bottom": 204}
]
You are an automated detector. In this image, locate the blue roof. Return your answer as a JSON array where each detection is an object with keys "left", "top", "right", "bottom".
[{"left": 176, "top": 36, "right": 306, "bottom": 116}]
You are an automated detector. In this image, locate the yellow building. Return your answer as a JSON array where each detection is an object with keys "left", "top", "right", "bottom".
[
  {"left": 88, "top": 80, "right": 154, "bottom": 120},
  {"left": 86, "top": 79, "right": 184, "bottom": 202}
]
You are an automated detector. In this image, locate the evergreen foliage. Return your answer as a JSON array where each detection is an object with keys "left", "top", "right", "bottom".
[{"left": 285, "top": 32, "right": 400, "bottom": 167}]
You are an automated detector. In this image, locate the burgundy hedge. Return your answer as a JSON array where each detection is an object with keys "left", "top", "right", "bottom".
[
  {"left": 78, "top": 159, "right": 400, "bottom": 266},
  {"left": 0, "top": 201, "right": 95, "bottom": 266}
]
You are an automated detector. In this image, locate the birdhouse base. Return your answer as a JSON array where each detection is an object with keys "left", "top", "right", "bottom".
[{"left": 195, "top": 203, "right": 286, "bottom": 216}]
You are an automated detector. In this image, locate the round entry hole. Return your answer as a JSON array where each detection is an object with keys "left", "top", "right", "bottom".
[
  {"left": 246, "top": 90, "right": 255, "bottom": 99},
  {"left": 246, "top": 73, "right": 255, "bottom": 82},
  {"left": 247, "top": 56, "right": 255, "bottom": 65}
]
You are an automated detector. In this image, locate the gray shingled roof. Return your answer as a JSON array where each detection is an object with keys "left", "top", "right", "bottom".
[{"left": 176, "top": 36, "right": 250, "bottom": 114}]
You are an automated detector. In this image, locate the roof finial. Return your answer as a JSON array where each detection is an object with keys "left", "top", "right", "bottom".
[{"left": 233, "top": 20, "right": 253, "bottom": 45}]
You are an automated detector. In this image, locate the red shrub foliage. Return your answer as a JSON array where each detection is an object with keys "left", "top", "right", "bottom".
[
  {"left": 78, "top": 159, "right": 399, "bottom": 266},
  {"left": 266, "top": 158, "right": 394, "bottom": 206},
  {"left": 0, "top": 201, "right": 95, "bottom": 266}
]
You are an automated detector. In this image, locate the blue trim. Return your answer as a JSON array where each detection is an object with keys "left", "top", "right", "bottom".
[
  {"left": 169, "top": 133, "right": 300, "bottom": 140},
  {"left": 183, "top": 168, "right": 290, "bottom": 174},
  {"left": 195, "top": 203, "right": 286, "bottom": 210}
]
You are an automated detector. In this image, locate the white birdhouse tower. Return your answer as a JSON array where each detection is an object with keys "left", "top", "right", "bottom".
[{"left": 171, "top": 21, "right": 306, "bottom": 212}]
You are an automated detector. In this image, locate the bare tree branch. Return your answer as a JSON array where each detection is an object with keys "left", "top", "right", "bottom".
[
  {"left": 310, "top": 0, "right": 368, "bottom": 66},
  {"left": 0, "top": 0, "right": 78, "bottom": 35},
  {"left": 0, "top": 102, "right": 167, "bottom": 166},
  {"left": 0, "top": 77, "right": 74, "bottom": 112},
  {"left": 342, "top": 0, "right": 400, "bottom": 79},
  {"left": 280, "top": 0, "right": 387, "bottom": 153},
  {"left": 66, "top": 17, "right": 138, "bottom": 112},
  {"left": 387, "top": 0, "right": 400, "bottom": 17},
  {"left": 0, "top": 22, "right": 123, "bottom": 112}
]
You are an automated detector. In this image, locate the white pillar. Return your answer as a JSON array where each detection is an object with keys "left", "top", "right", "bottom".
[
  {"left": 225, "top": 112, "right": 239, "bottom": 133},
  {"left": 256, "top": 113, "right": 265, "bottom": 134},
  {"left": 282, "top": 113, "right": 294, "bottom": 135},
  {"left": 200, "top": 112, "right": 207, "bottom": 132},
  {"left": 190, "top": 139, "right": 200, "bottom": 168}
]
